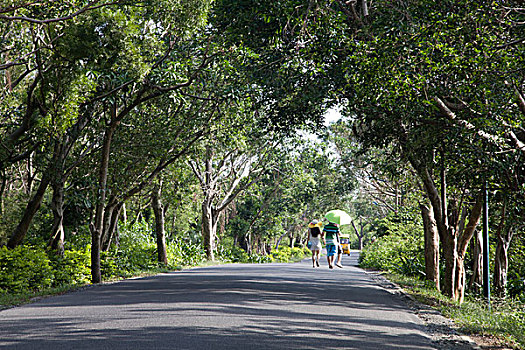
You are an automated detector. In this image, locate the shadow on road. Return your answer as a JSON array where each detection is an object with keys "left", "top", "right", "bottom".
[{"left": 0, "top": 253, "right": 437, "bottom": 349}]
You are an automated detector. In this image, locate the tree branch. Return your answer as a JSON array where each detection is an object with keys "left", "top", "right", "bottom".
[
  {"left": 0, "top": 1, "right": 124, "bottom": 24},
  {"left": 433, "top": 96, "right": 505, "bottom": 146}
]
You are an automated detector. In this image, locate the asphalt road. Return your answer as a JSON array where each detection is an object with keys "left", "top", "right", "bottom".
[{"left": 1, "top": 252, "right": 446, "bottom": 349}]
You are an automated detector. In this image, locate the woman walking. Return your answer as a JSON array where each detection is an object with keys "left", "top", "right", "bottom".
[{"left": 308, "top": 220, "right": 323, "bottom": 268}]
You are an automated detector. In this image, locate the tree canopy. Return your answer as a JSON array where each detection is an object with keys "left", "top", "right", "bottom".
[{"left": 1, "top": 0, "right": 525, "bottom": 308}]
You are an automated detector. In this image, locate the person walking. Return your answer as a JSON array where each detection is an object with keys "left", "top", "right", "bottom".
[
  {"left": 308, "top": 220, "right": 323, "bottom": 268},
  {"left": 322, "top": 221, "right": 340, "bottom": 269},
  {"left": 334, "top": 231, "right": 343, "bottom": 268}
]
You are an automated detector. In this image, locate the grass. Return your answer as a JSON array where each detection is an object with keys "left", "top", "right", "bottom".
[{"left": 387, "top": 273, "right": 525, "bottom": 349}]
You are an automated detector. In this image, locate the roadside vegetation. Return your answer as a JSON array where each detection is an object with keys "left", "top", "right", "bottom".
[
  {"left": 0, "top": 217, "right": 309, "bottom": 307},
  {"left": 359, "top": 213, "right": 525, "bottom": 349},
  {"left": 1, "top": 1, "right": 524, "bottom": 347}
]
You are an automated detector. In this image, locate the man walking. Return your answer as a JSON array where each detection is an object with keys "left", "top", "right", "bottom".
[{"left": 322, "top": 221, "right": 340, "bottom": 269}]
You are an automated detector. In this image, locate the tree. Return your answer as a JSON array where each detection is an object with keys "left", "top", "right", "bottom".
[
  {"left": 319, "top": 0, "right": 525, "bottom": 302},
  {"left": 1, "top": 0, "right": 215, "bottom": 282},
  {"left": 189, "top": 119, "right": 279, "bottom": 260},
  {"left": 151, "top": 180, "right": 167, "bottom": 265}
]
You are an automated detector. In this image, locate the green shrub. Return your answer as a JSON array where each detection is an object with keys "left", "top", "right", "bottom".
[
  {"left": 0, "top": 245, "right": 53, "bottom": 294},
  {"left": 291, "top": 247, "right": 306, "bottom": 259},
  {"left": 272, "top": 246, "right": 292, "bottom": 262},
  {"left": 165, "top": 237, "right": 206, "bottom": 267},
  {"left": 49, "top": 246, "right": 91, "bottom": 287},
  {"left": 103, "top": 243, "right": 159, "bottom": 279},
  {"left": 216, "top": 244, "right": 276, "bottom": 264},
  {"left": 217, "top": 245, "right": 250, "bottom": 263},
  {"left": 100, "top": 250, "right": 122, "bottom": 279},
  {"left": 271, "top": 246, "right": 308, "bottom": 262},
  {"left": 359, "top": 216, "right": 424, "bottom": 277},
  {"left": 246, "top": 254, "right": 274, "bottom": 263},
  {"left": 102, "top": 219, "right": 162, "bottom": 278},
  {"left": 389, "top": 273, "right": 525, "bottom": 349}
]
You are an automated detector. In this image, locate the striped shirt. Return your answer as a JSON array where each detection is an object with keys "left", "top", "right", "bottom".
[{"left": 323, "top": 222, "right": 340, "bottom": 245}]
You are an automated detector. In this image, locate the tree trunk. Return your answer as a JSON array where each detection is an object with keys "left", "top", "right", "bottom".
[
  {"left": 494, "top": 202, "right": 513, "bottom": 297},
  {"left": 101, "top": 198, "right": 119, "bottom": 251},
  {"left": 8, "top": 109, "right": 92, "bottom": 249},
  {"left": 246, "top": 230, "right": 252, "bottom": 255},
  {"left": 409, "top": 156, "right": 482, "bottom": 303},
  {"left": 202, "top": 201, "right": 216, "bottom": 261},
  {"left": 0, "top": 168, "right": 7, "bottom": 215},
  {"left": 351, "top": 221, "right": 365, "bottom": 250},
  {"left": 468, "top": 229, "right": 483, "bottom": 294},
  {"left": 49, "top": 178, "right": 65, "bottom": 255},
  {"left": 442, "top": 230, "right": 458, "bottom": 298},
  {"left": 7, "top": 173, "right": 51, "bottom": 248},
  {"left": 455, "top": 195, "right": 483, "bottom": 303},
  {"left": 102, "top": 202, "right": 123, "bottom": 251},
  {"left": 494, "top": 234, "right": 511, "bottom": 297},
  {"left": 91, "top": 117, "right": 118, "bottom": 284},
  {"left": 152, "top": 183, "right": 168, "bottom": 265},
  {"left": 289, "top": 231, "right": 296, "bottom": 248},
  {"left": 420, "top": 203, "right": 440, "bottom": 289},
  {"left": 358, "top": 224, "right": 364, "bottom": 250},
  {"left": 454, "top": 256, "right": 466, "bottom": 303}
]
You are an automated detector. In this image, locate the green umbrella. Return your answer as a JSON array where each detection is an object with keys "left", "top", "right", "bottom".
[{"left": 324, "top": 209, "right": 352, "bottom": 225}]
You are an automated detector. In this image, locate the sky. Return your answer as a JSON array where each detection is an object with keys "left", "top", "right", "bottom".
[{"left": 324, "top": 106, "right": 343, "bottom": 126}]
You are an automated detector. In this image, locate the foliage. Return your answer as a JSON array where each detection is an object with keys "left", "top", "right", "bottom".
[
  {"left": 48, "top": 247, "right": 91, "bottom": 287},
  {"left": 0, "top": 244, "right": 92, "bottom": 295},
  {"left": 102, "top": 219, "right": 207, "bottom": 278},
  {"left": 103, "top": 220, "right": 158, "bottom": 277},
  {"left": 359, "top": 214, "right": 425, "bottom": 277},
  {"left": 444, "top": 298, "right": 525, "bottom": 349},
  {"left": 0, "top": 246, "right": 53, "bottom": 294},
  {"left": 509, "top": 233, "right": 525, "bottom": 299},
  {"left": 166, "top": 237, "right": 207, "bottom": 267},
  {"left": 389, "top": 273, "right": 525, "bottom": 349},
  {"left": 271, "top": 246, "right": 309, "bottom": 263},
  {"left": 217, "top": 245, "right": 274, "bottom": 264}
]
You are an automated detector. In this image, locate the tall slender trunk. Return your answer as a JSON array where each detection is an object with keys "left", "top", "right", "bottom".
[
  {"left": 494, "top": 229, "right": 512, "bottom": 297},
  {"left": 420, "top": 203, "right": 440, "bottom": 289},
  {"left": 0, "top": 169, "right": 6, "bottom": 215},
  {"left": 442, "top": 230, "right": 458, "bottom": 297},
  {"left": 351, "top": 221, "right": 365, "bottom": 250},
  {"left": 455, "top": 195, "right": 483, "bottom": 303},
  {"left": 468, "top": 229, "right": 483, "bottom": 293},
  {"left": 246, "top": 230, "right": 252, "bottom": 255},
  {"left": 101, "top": 201, "right": 123, "bottom": 251},
  {"left": 494, "top": 201, "right": 513, "bottom": 297},
  {"left": 454, "top": 256, "right": 466, "bottom": 302},
  {"left": 91, "top": 116, "right": 118, "bottom": 283},
  {"left": 49, "top": 178, "right": 65, "bottom": 255},
  {"left": 7, "top": 173, "right": 51, "bottom": 248},
  {"left": 101, "top": 201, "right": 115, "bottom": 250},
  {"left": 202, "top": 200, "right": 217, "bottom": 261},
  {"left": 152, "top": 183, "right": 168, "bottom": 265},
  {"left": 289, "top": 231, "right": 296, "bottom": 248}
]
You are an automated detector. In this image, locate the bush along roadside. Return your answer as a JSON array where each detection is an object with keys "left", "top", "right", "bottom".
[
  {"left": 358, "top": 214, "right": 525, "bottom": 349},
  {"left": 385, "top": 273, "right": 525, "bottom": 349},
  {"left": 0, "top": 241, "right": 310, "bottom": 308}
]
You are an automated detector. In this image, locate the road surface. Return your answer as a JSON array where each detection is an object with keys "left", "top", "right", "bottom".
[{"left": 0, "top": 252, "right": 471, "bottom": 349}]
